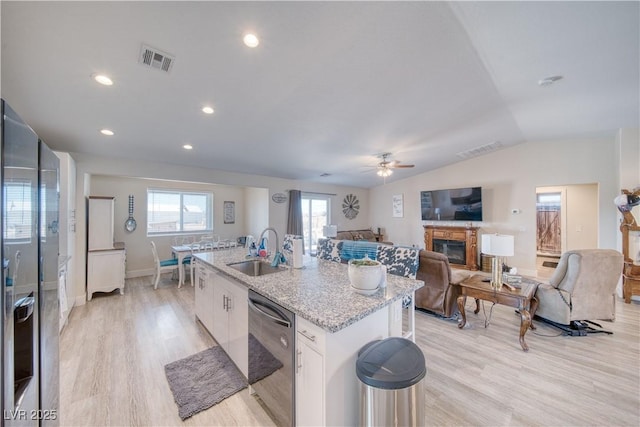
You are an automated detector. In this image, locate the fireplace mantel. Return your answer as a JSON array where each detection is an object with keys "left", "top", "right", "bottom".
[{"left": 424, "top": 225, "right": 479, "bottom": 270}]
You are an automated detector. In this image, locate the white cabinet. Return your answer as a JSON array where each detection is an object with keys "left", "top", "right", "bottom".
[
  {"left": 87, "top": 196, "right": 124, "bottom": 301},
  {"left": 194, "top": 260, "right": 215, "bottom": 333},
  {"left": 295, "top": 307, "right": 392, "bottom": 426},
  {"left": 296, "top": 317, "right": 325, "bottom": 427},
  {"left": 87, "top": 249, "right": 125, "bottom": 300},
  {"left": 211, "top": 269, "right": 248, "bottom": 377}
]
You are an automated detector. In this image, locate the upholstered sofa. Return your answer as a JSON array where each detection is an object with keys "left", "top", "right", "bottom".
[
  {"left": 317, "top": 238, "right": 469, "bottom": 317},
  {"left": 335, "top": 228, "right": 378, "bottom": 241},
  {"left": 336, "top": 228, "right": 395, "bottom": 246}
]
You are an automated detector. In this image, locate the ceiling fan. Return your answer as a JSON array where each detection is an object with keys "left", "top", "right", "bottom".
[{"left": 373, "top": 153, "right": 415, "bottom": 177}]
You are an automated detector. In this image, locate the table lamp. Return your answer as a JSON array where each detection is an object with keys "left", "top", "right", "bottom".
[
  {"left": 482, "top": 233, "right": 514, "bottom": 290},
  {"left": 322, "top": 225, "right": 337, "bottom": 238}
]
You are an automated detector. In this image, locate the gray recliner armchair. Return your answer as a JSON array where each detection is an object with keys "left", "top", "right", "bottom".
[{"left": 534, "top": 249, "right": 623, "bottom": 328}]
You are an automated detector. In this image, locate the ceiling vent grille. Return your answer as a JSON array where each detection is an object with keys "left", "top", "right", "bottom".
[
  {"left": 139, "top": 44, "right": 174, "bottom": 73},
  {"left": 456, "top": 141, "right": 503, "bottom": 160}
]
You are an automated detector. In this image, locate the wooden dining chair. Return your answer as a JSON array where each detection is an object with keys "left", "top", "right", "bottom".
[
  {"left": 183, "top": 242, "right": 200, "bottom": 287},
  {"left": 150, "top": 241, "right": 179, "bottom": 289}
]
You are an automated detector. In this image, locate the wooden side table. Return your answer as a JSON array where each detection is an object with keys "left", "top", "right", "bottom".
[
  {"left": 457, "top": 274, "right": 539, "bottom": 351},
  {"left": 623, "top": 262, "right": 640, "bottom": 303}
]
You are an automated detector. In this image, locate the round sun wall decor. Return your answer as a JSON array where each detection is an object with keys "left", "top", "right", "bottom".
[{"left": 342, "top": 194, "right": 360, "bottom": 219}]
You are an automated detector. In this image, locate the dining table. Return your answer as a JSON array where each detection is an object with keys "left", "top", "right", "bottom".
[{"left": 170, "top": 244, "right": 204, "bottom": 287}]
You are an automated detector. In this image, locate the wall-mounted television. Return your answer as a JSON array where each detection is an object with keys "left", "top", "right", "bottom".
[{"left": 420, "top": 187, "right": 483, "bottom": 221}]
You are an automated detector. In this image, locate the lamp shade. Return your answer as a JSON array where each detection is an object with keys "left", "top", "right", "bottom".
[
  {"left": 482, "top": 234, "right": 514, "bottom": 257},
  {"left": 323, "top": 225, "right": 337, "bottom": 238}
]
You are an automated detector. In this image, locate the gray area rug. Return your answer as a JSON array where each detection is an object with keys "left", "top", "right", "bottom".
[
  {"left": 165, "top": 336, "right": 283, "bottom": 420},
  {"left": 165, "top": 346, "right": 246, "bottom": 420}
]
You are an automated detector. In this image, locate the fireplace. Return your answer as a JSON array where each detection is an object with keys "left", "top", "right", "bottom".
[
  {"left": 433, "top": 239, "right": 466, "bottom": 266},
  {"left": 424, "top": 225, "right": 479, "bottom": 270}
]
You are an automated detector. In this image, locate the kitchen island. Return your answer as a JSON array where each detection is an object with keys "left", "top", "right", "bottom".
[{"left": 194, "top": 248, "right": 423, "bottom": 426}]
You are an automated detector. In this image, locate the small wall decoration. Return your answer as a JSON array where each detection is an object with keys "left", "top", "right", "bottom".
[
  {"left": 124, "top": 194, "right": 137, "bottom": 232},
  {"left": 272, "top": 192, "right": 288, "bottom": 204},
  {"left": 223, "top": 201, "right": 235, "bottom": 224},
  {"left": 342, "top": 194, "right": 360, "bottom": 219},
  {"left": 392, "top": 194, "right": 404, "bottom": 218}
]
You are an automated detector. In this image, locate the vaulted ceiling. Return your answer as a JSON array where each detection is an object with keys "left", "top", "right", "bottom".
[{"left": 2, "top": 1, "right": 638, "bottom": 187}]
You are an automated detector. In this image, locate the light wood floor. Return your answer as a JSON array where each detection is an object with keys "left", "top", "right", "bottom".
[
  {"left": 60, "top": 275, "right": 275, "bottom": 427},
  {"left": 61, "top": 274, "right": 640, "bottom": 426}
]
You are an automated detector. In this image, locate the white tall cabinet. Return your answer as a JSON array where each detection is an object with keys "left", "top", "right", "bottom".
[{"left": 87, "top": 196, "right": 126, "bottom": 300}]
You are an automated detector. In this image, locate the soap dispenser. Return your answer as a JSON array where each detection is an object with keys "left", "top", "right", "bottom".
[{"left": 258, "top": 238, "right": 268, "bottom": 258}]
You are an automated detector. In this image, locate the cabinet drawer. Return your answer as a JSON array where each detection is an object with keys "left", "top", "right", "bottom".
[{"left": 296, "top": 316, "right": 325, "bottom": 351}]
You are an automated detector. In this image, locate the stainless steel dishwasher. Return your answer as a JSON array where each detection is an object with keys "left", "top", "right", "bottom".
[{"left": 248, "top": 289, "right": 295, "bottom": 426}]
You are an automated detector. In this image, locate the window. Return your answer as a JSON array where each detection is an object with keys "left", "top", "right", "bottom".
[
  {"left": 147, "top": 189, "right": 213, "bottom": 235},
  {"left": 3, "top": 181, "right": 34, "bottom": 242},
  {"left": 301, "top": 194, "right": 331, "bottom": 254}
]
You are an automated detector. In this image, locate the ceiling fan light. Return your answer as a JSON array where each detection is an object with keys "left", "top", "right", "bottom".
[{"left": 377, "top": 168, "right": 392, "bottom": 177}]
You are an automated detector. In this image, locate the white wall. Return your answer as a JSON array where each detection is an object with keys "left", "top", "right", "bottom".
[
  {"left": 368, "top": 137, "right": 620, "bottom": 275},
  {"left": 618, "top": 128, "right": 640, "bottom": 190},
  {"left": 617, "top": 128, "right": 640, "bottom": 265},
  {"left": 244, "top": 187, "right": 269, "bottom": 239}
]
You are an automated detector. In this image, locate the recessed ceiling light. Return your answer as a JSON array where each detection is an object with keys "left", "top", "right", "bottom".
[
  {"left": 92, "top": 74, "right": 113, "bottom": 86},
  {"left": 202, "top": 106, "right": 214, "bottom": 114},
  {"left": 243, "top": 33, "right": 260, "bottom": 48},
  {"left": 538, "top": 75, "right": 563, "bottom": 87},
  {"left": 183, "top": 144, "right": 193, "bottom": 150},
  {"left": 100, "top": 129, "right": 114, "bottom": 136}
]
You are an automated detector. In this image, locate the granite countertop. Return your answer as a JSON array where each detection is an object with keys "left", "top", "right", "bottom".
[{"left": 194, "top": 248, "right": 424, "bottom": 333}]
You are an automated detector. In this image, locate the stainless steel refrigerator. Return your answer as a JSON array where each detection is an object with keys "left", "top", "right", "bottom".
[{"left": 1, "top": 99, "right": 60, "bottom": 426}]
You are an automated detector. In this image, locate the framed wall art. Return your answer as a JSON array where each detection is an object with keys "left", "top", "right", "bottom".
[
  {"left": 223, "top": 201, "right": 235, "bottom": 224},
  {"left": 392, "top": 194, "right": 404, "bottom": 218}
]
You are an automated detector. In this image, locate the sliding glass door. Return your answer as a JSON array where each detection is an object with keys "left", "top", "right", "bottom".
[{"left": 301, "top": 194, "right": 330, "bottom": 254}]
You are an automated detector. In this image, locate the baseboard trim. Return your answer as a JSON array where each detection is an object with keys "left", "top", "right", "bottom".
[
  {"left": 126, "top": 268, "right": 155, "bottom": 279},
  {"left": 75, "top": 294, "right": 86, "bottom": 306}
]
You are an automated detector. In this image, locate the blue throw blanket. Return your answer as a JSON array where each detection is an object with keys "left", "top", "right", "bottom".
[{"left": 340, "top": 240, "right": 379, "bottom": 262}]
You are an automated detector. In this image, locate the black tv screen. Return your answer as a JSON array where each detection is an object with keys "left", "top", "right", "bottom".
[{"left": 420, "top": 187, "right": 483, "bottom": 221}]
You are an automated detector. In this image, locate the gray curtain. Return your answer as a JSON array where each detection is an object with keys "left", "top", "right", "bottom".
[{"left": 287, "top": 190, "right": 304, "bottom": 254}]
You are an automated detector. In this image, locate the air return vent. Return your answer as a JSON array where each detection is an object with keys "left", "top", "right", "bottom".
[
  {"left": 456, "top": 141, "right": 503, "bottom": 160},
  {"left": 139, "top": 44, "right": 174, "bottom": 73}
]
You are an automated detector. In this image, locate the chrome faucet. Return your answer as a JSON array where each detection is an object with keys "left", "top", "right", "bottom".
[{"left": 258, "top": 227, "right": 280, "bottom": 261}]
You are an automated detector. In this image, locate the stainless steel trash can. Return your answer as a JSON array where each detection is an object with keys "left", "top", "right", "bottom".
[{"left": 356, "top": 337, "right": 426, "bottom": 427}]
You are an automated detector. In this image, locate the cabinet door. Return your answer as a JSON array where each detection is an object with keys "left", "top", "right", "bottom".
[
  {"left": 194, "top": 262, "right": 207, "bottom": 326},
  {"left": 227, "top": 280, "right": 248, "bottom": 377},
  {"left": 212, "top": 284, "right": 229, "bottom": 350},
  {"left": 296, "top": 333, "right": 325, "bottom": 427},
  {"left": 194, "top": 263, "right": 216, "bottom": 335},
  {"left": 210, "top": 271, "right": 248, "bottom": 376},
  {"left": 87, "top": 250, "right": 125, "bottom": 300},
  {"left": 203, "top": 270, "right": 216, "bottom": 334}
]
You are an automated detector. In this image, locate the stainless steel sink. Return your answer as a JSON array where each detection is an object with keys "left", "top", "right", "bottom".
[{"left": 226, "top": 259, "right": 285, "bottom": 277}]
